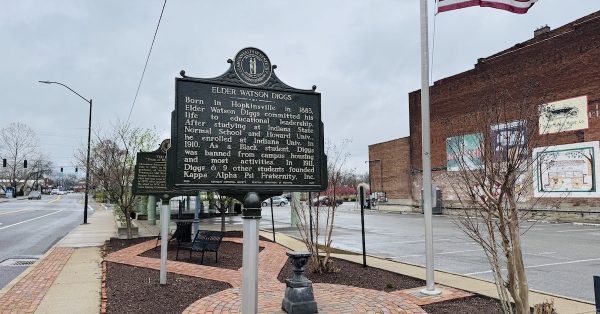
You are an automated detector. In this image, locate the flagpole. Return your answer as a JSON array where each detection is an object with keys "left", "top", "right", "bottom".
[{"left": 420, "top": 0, "right": 441, "bottom": 295}]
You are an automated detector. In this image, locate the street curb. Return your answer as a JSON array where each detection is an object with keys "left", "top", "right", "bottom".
[
  {"left": 265, "top": 230, "right": 595, "bottom": 307},
  {"left": 572, "top": 222, "right": 600, "bottom": 227},
  {"left": 101, "top": 261, "right": 107, "bottom": 314}
]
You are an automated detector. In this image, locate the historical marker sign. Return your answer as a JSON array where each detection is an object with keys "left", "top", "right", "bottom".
[
  {"left": 132, "top": 142, "right": 170, "bottom": 196},
  {"left": 134, "top": 139, "right": 198, "bottom": 196},
  {"left": 168, "top": 47, "right": 326, "bottom": 193}
]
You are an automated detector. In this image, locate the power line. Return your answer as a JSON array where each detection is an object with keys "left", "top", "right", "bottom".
[
  {"left": 38, "top": 134, "right": 82, "bottom": 139},
  {"left": 126, "top": 0, "right": 168, "bottom": 122}
]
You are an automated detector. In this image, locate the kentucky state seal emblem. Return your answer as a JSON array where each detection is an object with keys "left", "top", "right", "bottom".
[{"left": 233, "top": 47, "right": 272, "bottom": 86}]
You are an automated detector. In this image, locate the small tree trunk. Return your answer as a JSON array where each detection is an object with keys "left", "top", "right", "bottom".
[
  {"left": 508, "top": 196, "right": 529, "bottom": 313},
  {"left": 124, "top": 208, "right": 132, "bottom": 239}
]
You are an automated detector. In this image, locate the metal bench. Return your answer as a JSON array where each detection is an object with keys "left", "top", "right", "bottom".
[
  {"left": 155, "top": 221, "right": 192, "bottom": 250},
  {"left": 176, "top": 230, "right": 224, "bottom": 264}
]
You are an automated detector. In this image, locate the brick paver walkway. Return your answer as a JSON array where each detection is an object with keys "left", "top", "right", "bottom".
[
  {"left": 105, "top": 237, "right": 473, "bottom": 313},
  {"left": 0, "top": 247, "right": 74, "bottom": 313}
]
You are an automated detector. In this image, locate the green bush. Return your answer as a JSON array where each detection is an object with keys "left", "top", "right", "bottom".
[{"left": 93, "top": 191, "right": 107, "bottom": 203}]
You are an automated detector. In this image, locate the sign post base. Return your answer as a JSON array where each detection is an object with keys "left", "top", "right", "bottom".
[
  {"left": 160, "top": 196, "right": 170, "bottom": 285},
  {"left": 242, "top": 192, "right": 261, "bottom": 314}
]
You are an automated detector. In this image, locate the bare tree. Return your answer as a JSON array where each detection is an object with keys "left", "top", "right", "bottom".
[
  {"left": 0, "top": 122, "right": 45, "bottom": 196},
  {"left": 294, "top": 139, "right": 351, "bottom": 273},
  {"left": 442, "top": 89, "right": 564, "bottom": 313},
  {"left": 76, "top": 121, "right": 158, "bottom": 238},
  {"left": 215, "top": 194, "right": 234, "bottom": 232},
  {"left": 30, "top": 156, "right": 54, "bottom": 190}
]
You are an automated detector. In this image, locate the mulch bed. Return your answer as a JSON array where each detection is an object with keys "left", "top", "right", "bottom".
[
  {"left": 421, "top": 295, "right": 503, "bottom": 313},
  {"left": 277, "top": 257, "right": 426, "bottom": 292},
  {"left": 105, "top": 233, "right": 503, "bottom": 313},
  {"left": 106, "top": 263, "right": 230, "bottom": 314},
  {"left": 105, "top": 236, "right": 155, "bottom": 254}
]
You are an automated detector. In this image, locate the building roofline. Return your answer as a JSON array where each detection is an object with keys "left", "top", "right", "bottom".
[
  {"left": 409, "top": 10, "right": 600, "bottom": 96},
  {"left": 368, "top": 136, "right": 410, "bottom": 148},
  {"left": 480, "top": 11, "right": 600, "bottom": 63}
]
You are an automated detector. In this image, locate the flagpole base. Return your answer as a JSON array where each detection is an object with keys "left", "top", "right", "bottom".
[{"left": 420, "top": 287, "right": 442, "bottom": 296}]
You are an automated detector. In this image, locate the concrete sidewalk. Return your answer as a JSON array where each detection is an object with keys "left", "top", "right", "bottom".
[{"left": 0, "top": 202, "right": 116, "bottom": 314}]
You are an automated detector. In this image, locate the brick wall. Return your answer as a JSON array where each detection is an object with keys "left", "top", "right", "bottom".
[
  {"left": 368, "top": 137, "right": 412, "bottom": 201},
  {"left": 408, "top": 11, "right": 600, "bottom": 207}
]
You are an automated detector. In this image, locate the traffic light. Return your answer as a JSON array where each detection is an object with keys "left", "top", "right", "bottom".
[
  {"left": 75, "top": 167, "right": 78, "bottom": 172},
  {"left": 23, "top": 160, "right": 27, "bottom": 168},
  {"left": 2, "top": 159, "right": 6, "bottom": 167},
  {"left": 60, "top": 167, "right": 63, "bottom": 173}
]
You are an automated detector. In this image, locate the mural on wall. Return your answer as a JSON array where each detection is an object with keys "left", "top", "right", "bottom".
[
  {"left": 533, "top": 141, "right": 600, "bottom": 198},
  {"left": 491, "top": 120, "right": 528, "bottom": 162},
  {"left": 539, "top": 95, "right": 588, "bottom": 134},
  {"left": 446, "top": 133, "right": 483, "bottom": 171}
]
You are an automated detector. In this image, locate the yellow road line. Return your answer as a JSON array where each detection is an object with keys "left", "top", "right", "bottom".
[
  {"left": 0, "top": 208, "right": 31, "bottom": 216},
  {"left": 48, "top": 196, "right": 61, "bottom": 204}
]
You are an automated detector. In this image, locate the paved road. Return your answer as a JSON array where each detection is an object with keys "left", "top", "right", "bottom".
[
  {"left": 204, "top": 202, "right": 600, "bottom": 302},
  {"left": 0, "top": 194, "right": 86, "bottom": 289}
]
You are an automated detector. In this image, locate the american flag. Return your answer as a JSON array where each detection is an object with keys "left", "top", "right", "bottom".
[{"left": 437, "top": 0, "right": 538, "bottom": 14}]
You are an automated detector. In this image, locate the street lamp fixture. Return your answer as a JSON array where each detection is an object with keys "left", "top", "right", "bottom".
[{"left": 39, "top": 80, "right": 92, "bottom": 224}]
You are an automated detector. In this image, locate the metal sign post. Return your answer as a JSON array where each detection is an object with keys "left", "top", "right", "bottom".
[
  {"left": 308, "top": 192, "right": 313, "bottom": 245},
  {"left": 594, "top": 276, "right": 600, "bottom": 314},
  {"left": 270, "top": 197, "right": 276, "bottom": 242},
  {"left": 242, "top": 192, "right": 261, "bottom": 313},
  {"left": 359, "top": 186, "right": 367, "bottom": 267},
  {"left": 132, "top": 139, "right": 198, "bottom": 285},
  {"left": 159, "top": 195, "right": 170, "bottom": 285}
]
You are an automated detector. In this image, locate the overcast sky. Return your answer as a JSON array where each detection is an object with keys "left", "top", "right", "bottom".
[{"left": 1, "top": 1, "right": 599, "bottom": 176}]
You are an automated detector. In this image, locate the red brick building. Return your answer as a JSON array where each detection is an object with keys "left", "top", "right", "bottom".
[
  {"left": 370, "top": 11, "right": 600, "bottom": 218},
  {"left": 368, "top": 137, "right": 412, "bottom": 205}
]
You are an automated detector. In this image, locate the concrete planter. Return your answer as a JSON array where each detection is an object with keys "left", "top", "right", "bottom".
[{"left": 114, "top": 212, "right": 138, "bottom": 239}]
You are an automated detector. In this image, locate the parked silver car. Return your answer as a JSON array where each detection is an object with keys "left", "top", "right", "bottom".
[
  {"left": 262, "top": 196, "right": 289, "bottom": 207},
  {"left": 28, "top": 191, "right": 41, "bottom": 200}
]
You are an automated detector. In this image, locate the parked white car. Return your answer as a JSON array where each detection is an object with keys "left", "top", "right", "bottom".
[{"left": 50, "top": 189, "right": 66, "bottom": 195}]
